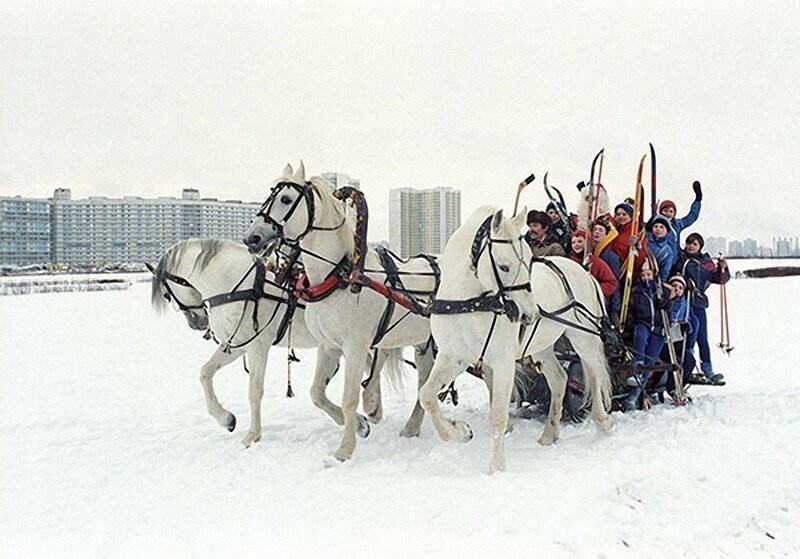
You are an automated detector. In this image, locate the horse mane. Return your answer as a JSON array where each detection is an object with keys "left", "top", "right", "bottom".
[{"left": 150, "top": 238, "right": 239, "bottom": 312}]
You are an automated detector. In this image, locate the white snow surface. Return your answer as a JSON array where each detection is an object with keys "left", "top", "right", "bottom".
[{"left": 1, "top": 268, "right": 798, "bottom": 557}]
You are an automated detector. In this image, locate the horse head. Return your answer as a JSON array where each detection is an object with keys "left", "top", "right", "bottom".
[
  {"left": 149, "top": 243, "right": 210, "bottom": 331},
  {"left": 471, "top": 207, "right": 537, "bottom": 324},
  {"left": 244, "top": 161, "right": 317, "bottom": 254}
]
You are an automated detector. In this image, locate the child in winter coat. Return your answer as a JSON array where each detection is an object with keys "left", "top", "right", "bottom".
[
  {"left": 591, "top": 218, "right": 622, "bottom": 324},
  {"left": 672, "top": 232, "right": 730, "bottom": 382},
  {"left": 545, "top": 201, "right": 572, "bottom": 253},
  {"left": 658, "top": 180, "right": 703, "bottom": 256},
  {"left": 568, "top": 230, "right": 618, "bottom": 302},
  {"left": 645, "top": 214, "right": 675, "bottom": 284},
  {"left": 624, "top": 261, "right": 674, "bottom": 410},
  {"left": 609, "top": 202, "right": 647, "bottom": 276}
]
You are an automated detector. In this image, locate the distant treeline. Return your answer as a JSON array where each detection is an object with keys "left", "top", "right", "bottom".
[{"left": 736, "top": 267, "right": 800, "bottom": 279}]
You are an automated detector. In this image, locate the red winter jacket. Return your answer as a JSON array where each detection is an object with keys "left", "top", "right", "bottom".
[
  {"left": 568, "top": 252, "right": 619, "bottom": 297},
  {"left": 608, "top": 221, "right": 647, "bottom": 276}
]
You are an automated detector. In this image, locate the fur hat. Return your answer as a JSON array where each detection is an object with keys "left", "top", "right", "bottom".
[
  {"left": 668, "top": 275, "right": 687, "bottom": 289},
  {"left": 686, "top": 232, "right": 705, "bottom": 248},
  {"left": 526, "top": 210, "right": 550, "bottom": 230},
  {"left": 614, "top": 202, "right": 634, "bottom": 217},
  {"left": 659, "top": 200, "right": 677, "bottom": 214}
]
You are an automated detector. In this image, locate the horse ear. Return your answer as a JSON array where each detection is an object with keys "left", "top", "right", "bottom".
[
  {"left": 513, "top": 206, "right": 527, "bottom": 230},
  {"left": 282, "top": 163, "right": 294, "bottom": 178},
  {"left": 491, "top": 208, "right": 504, "bottom": 233},
  {"left": 294, "top": 160, "right": 306, "bottom": 183},
  {"left": 145, "top": 262, "right": 156, "bottom": 275}
]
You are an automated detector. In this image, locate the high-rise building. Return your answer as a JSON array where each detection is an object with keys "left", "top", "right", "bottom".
[
  {"left": 0, "top": 196, "right": 51, "bottom": 266},
  {"left": 389, "top": 187, "right": 460, "bottom": 258},
  {"left": 1, "top": 188, "right": 260, "bottom": 268}
]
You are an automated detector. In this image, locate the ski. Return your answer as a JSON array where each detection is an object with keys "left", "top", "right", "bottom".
[
  {"left": 650, "top": 142, "right": 657, "bottom": 219},
  {"left": 589, "top": 148, "right": 604, "bottom": 187},
  {"left": 543, "top": 172, "right": 571, "bottom": 227},
  {"left": 513, "top": 173, "right": 536, "bottom": 217},
  {"left": 619, "top": 153, "right": 647, "bottom": 330}
]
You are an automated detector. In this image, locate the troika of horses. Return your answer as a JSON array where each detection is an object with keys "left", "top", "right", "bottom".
[{"left": 151, "top": 151, "right": 731, "bottom": 473}]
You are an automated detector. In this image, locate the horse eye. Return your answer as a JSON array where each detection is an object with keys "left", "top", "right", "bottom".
[
  {"left": 280, "top": 195, "right": 292, "bottom": 205},
  {"left": 498, "top": 264, "right": 510, "bottom": 273}
]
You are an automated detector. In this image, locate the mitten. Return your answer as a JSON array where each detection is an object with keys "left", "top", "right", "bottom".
[{"left": 692, "top": 181, "right": 702, "bottom": 202}]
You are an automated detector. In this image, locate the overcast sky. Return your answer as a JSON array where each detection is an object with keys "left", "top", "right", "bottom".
[{"left": 1, "top": 1, "right": 798, "bottom": 244}]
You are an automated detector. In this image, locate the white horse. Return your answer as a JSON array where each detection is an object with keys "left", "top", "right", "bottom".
[
  {"left": 518, "top": 256, "right": 614, "bottom": 445},
  {"left": 244, "top": 163, "right": 443, "bottom": 462},
  {"left": 420, "top": 208, "right": 613, "bottom": 472},
  {"left": 419, "top": 206, "right": 539, "bottom": 473},
  {"left": 150, "top": 238, "right": 389, "bottom": 447}
]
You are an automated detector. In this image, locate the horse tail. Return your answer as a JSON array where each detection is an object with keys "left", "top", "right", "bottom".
[
  {"left": 381, "top": 348, "right": 408, "bottom": 393},
  {"left": 149, "top": 256, "right": 170, "bottom": 314}
]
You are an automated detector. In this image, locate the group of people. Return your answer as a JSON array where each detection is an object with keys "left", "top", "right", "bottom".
[{"left": 523, "top": 180, "right": 730, "bottom": 411}]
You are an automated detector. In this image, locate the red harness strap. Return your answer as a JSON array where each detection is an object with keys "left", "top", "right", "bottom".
[{"left": 294, "top": 272, "right": 346, "bottom": 302}]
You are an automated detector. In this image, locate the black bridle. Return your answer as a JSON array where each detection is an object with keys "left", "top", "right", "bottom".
[
  {"left": 160, "top": 271, "right": 206, "bottom": 313},
  {"left": 255, "top": 180, "right": 345, "bottom": 245},
  {"left": 469, "top": 215, "right": 532, "bottom": 302}
]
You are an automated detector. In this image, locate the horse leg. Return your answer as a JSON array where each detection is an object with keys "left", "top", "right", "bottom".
[
  {"left": 419, "top": 353, "right": 472, "bottom": 443},
  {"left": 536, "top": 349, "right": 567, "bottom": 446},
  {"left": 200, "top": 346, "right": 245, "bottom": 432},
  {"left": 488, "top": 360, "right": 515, "bottom": 473},
  {"left": 571, "top": 334, "right": 613, "bottom": 433},
  {"left": 399, "top": 343, "right": 433, "bottom": 438},
  {"left": 242, "top": 346, "right": 268, "bottom": 448},
  {"left": 332, "top": 350, "right": 368, "bottom": 461},
  {"left": 309, "top": 346, "right": 345, "bottom": 426},
  {"left": 362, "top": 350, "right": 384, "bottom": 424}
]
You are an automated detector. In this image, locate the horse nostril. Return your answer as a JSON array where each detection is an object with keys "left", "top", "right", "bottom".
[{"left": 246, "top": 234, "right": 262, "bottom": 249}]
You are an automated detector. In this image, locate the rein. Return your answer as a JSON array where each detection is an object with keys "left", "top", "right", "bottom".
[{"left": 519, "top": 257, "right": 609, "bottom": 358}]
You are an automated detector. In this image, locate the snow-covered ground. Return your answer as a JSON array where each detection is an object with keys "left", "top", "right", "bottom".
[{"left": 1, "top": 266, "right": 798, "bottom": 557}]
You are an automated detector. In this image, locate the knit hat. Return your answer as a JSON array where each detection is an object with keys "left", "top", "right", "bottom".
[
  {"left": 546, "top": 201, "right": 565, "bottom": 215},
  {"left": 526, "top": 210, "right": 550, "bottom": 229},
  {"left": 614, "top": 202, "right": 634, "bottom": 217},
  {"left": 685, "top": 232, "right": 705, "bottom": 248},
  {"left": 659, "top": 199, "right": 676, "bottom": 214},
  {"left": 668, "top": 275, "right": 687, "bottom": 289},
  {"left": 650, "top": 214, "right": 672, "bottom": 231},
  {"left": 572, "top": 229, "right": 588, "bottom": 239}
]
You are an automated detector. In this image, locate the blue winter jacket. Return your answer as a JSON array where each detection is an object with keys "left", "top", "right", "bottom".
[
  {"left": 645, "top": 232, "right": 675, "bottom": 284},
  {"left": 666, "top": 200, "right": 701, "bottom": 255},
  {"left": 673, "top": 249, "right": 731, "bottom": 309},
  {"left": 631, "top": 280, "right": 670, "bottom": 333}
]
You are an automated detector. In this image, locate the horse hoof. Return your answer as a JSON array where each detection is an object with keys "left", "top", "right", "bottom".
[
  {"left": 224, "top": 413, "right": 236, "bottom": 432},
  {"left": 333, "top": 448, "right": 352, "bottom": 462},
  {"left": 242, "top": 432, "right": 261, "bottom": 448},
  {"left": 399, "top": 426, "right": 421, "bottom": 438},
  {"left": 538, "top": 433, "right": 557, "bottom": 446},
  {"left": 458, "top": 421, "right": 474, "bottom": 442},
  {"left": 356, "top": 414, "right": 371, "bottom": 438}
]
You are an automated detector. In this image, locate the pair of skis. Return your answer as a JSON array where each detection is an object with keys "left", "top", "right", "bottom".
[{"left": 619, "top": 153, "right": 647, "bottom": 328}]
